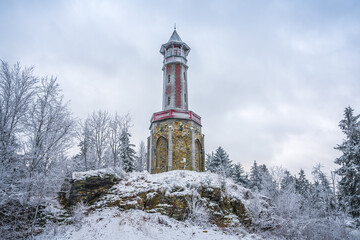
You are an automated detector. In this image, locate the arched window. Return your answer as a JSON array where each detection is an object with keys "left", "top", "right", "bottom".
[
  {"left": 155, "top": 136, "right": 168, "bottom": 173},
  {"left": 195, "top": 139, "right": 202, "bottom": 171}
]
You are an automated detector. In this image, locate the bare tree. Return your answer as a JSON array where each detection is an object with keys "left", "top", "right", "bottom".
[
  {"left": 24, "top": 77, "right": 75, "bottom": 235},
  {"left": 0, "top": 61, "right": 38, "bottom": 165},
  {"left": 136, "top": 140, "right": 146, "bottom": 171},
  {"left": 88, "top": 110, "right": 110, "bottom": 169},
  {"left": 0, "top": 62, "right": 75, "bottom": 238},
  {"left": 77, "top": 119, "right": 94, "bottom": 171},
  {"left": 109, "top": 113, "right": 122, "bottom": 168},
  {"left": 270, "top": 166, "right": 285, "bottom": 191},
  {"left": 330, "top": 170, "right": 337, "bottom": 209},
  {"left": 25, "top": 77, "right": 74, "bottom": 177},
  {"left": 0, "top": 61, "right": 39, "bottom": 238}
]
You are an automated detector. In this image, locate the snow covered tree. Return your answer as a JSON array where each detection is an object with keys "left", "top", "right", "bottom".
[
  {"left": 205, "top": 153, "right": 214, "bottom": 172},
  {"left": 108, "top": 113, "right": 123, "bottom": 168},
  {"left": 248, "top": 162, "right": 277, "bottom": 197},
  {"left": 0, "top": 61, "right": 38, "bottom": 238},
  {"left": 0, "top": 61, "right": 38, "bottom": 166},
  {"left": 249, "top": 161, "right": 262, "bottom": 190},
  {"left": 206, "top": 147, "right": 233, "bottom": 177},
  {"left": 311, "top": 164, "right": 335, "bottom": 217},
  {"left": 88, "top": 110, "right": 110, "bottom": 169},
  {"left": 0, "top": 63, "right": 75, "bottom": 238},
  {"left": 24, "top": 77, "right": 74, "bottom": 188},
  {"left": 77, "top": 119, "right": 94, "bottom": 171},
  {"left": 259, "top": 164, "right": 278, "bottom": 198},
  {"left": 119, "top": 114, "right": 136, "bottom": 172},
  {"left": 295, "top": 169, "right": 310, "bottom": 197},
  {"left": 270, "top": 166, "right": 285, "bottom": 191},
  {"left": 232, "top": 163, "right": 248, "bottom": 186},
  {"left": 23, "top": 77, "right": 75, "bottom": 231},
  {"left": 334, "top": 106, "right": 360, "bottom": 217},
  {"left": 280, "top": 170, "right": 296, "bottom": 192},
  {"left": 136, "top": 140, "right": 146, "bottom": 172}
]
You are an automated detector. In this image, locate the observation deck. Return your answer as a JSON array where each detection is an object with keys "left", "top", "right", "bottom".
[{"left": 150, "top": 109, "right": 201, "bottom": 127}]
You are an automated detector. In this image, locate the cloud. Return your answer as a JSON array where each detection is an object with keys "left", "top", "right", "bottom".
[{"left": 1, "top": 0, "right": 359, "bottom": 176}]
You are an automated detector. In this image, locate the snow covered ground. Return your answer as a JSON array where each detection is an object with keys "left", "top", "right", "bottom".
[{"left": 37, "top": 207, "right": 273, "bottom": 240}]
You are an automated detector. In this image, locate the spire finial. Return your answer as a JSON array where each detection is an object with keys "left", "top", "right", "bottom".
[{"left": 174, "top": 23, "right": 176, "bottom": 30}]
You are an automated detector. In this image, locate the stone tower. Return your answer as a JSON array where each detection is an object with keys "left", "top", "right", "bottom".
[{"left": 147, "top": 28, "right": 205, "bottom": 174}]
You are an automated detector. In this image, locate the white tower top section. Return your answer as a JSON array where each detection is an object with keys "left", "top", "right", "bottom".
[{"left": 160, "top": 29, "right": 191, "bottom": 111}]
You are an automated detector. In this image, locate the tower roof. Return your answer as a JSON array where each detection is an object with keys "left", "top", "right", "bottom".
[
  {"left": 160, "top": 28, "right": 191, "bottom": 56},
  {"left": 168, "top": 30, "right": 183, "bottom": 43}
]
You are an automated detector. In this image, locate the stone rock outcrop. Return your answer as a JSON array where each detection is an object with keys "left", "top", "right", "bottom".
[
  {"left": 60, "top": 169, "right": 121, "bottom": 208},
  {"left": 63, "top": 170, "right": 255, "bottom": 228}
]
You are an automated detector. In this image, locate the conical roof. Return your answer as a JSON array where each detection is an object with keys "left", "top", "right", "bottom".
[
  {"left": 168, "top": 30, "right": 182, "bottom": 42},
  {"left": 160, "top": 29, "right": 191, "bottom": 55}
]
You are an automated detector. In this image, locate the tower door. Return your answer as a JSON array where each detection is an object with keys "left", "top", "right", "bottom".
[{"left": 155, "top": 137, "right": 168, "bottom": 173}]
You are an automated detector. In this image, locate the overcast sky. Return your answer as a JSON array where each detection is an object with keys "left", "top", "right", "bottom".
[{"left": 1, "top": 0, "right": 360, "bottom": 177}]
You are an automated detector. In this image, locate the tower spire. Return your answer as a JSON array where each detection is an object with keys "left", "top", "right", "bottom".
[{"left": 174, "top": 22, "right": 176, "bottom": 30}]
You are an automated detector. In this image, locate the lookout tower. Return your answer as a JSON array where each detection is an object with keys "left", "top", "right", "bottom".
[{"left": 147, "top": 28, "right": 205, "bottom": 174}]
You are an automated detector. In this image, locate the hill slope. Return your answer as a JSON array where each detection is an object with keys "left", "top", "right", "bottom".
[{"left": 37, "top": 170, "right": 277, "bottom": 240}]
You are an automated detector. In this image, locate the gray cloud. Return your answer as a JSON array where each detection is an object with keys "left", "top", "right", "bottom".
[{"left": 1, "top": 0, "right": 359, "bottom": 177}]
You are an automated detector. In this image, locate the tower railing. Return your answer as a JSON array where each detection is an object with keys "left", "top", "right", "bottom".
[{"left": 151, "top": 109, "right": 201, "bottom": 125}]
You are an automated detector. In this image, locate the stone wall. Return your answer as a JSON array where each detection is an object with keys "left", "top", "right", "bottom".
[{"left": 149, "top": 118, "right": 204, "bottom": 174}]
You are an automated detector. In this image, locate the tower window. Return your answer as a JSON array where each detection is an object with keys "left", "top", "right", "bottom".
[
  {"left": 167, "top": 96, "right": 170, "bottom": 105},
  {"left": 168, "top": 75, "right": 170, "bottom": 83},
  {"left": 184, "top": 72, "right": 186, "bottom": 81},
  {"left": 184, "top": 94, "right": 187, "bottom": 103}
]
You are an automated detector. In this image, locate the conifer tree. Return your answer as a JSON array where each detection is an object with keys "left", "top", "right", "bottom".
[
  {"left": 295, "top": 169, "right": 310, "bottom": 197},
  {"left": 280, "top": 170, "right": 296, "bottom": 192},
  {"left": 205, "top": 153, "right": 214, "bottom": 172},
  {"left": 259, "top": 164, "right": 277, "bottom": 198},
  {"left": 119, "top": 115, "right": 136, "bottom": 172},
  {"left": 311, "top": 164, "right": 335, "bottom": 217},
  {"left": 232, "top": 163, "right": 248, "bottom": 186},
  {"left": 334, "top": 106, "right": 360, "bottom": 217},
  {"left": 206, "top": 147, "right": 233, "bottom": 177},
  {"left": 249, "top": 161, "right": 262, "bottom": 190},
  {"left": 119, "top": 129, "right": 136, "bottom": 172}
]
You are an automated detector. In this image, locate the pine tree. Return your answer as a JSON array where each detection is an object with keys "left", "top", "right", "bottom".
[
  {"left": 295, "top": 169, "right": 310, "bottom": 197},
  {"left": 206, "top": 151, "right": 221, "bottom": 173},
  {"left": 334, "top": 106, "right": 360, "bottom": 217},
  {"left": 280, "top": 170, "right": 296, "bottom": 192},
  {"left": 119, "top": 129, "right": 136, "bottom": 172},
  {"left": 207, "top": 147, "right": 233, "bottom": 177},
  {"left": 249, "top": 161, "right": 262, "bottom": 190},
  {"left": 232, "top": 163, "right": 248, "bottom": 186},
  {"left": 311, "top": 164, "right": 335, "bottom": 217},
  {"left": 205, "top": 153, "right": 214, "bottom": 172},
  {"left": 259, "top": 164, "right": 277, "bottom": 198}
]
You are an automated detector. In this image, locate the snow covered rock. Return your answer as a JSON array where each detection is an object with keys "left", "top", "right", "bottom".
[
  {"left": 61, "top": 168, "right": 122, "bottom": 208},
  {"left": 62, "top": 170, "right": 255, "bottom": 228}
]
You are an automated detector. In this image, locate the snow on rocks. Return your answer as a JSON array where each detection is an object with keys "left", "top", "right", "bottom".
[{"left": 71, "top": 168, "right": 123, "bottom": 181}]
